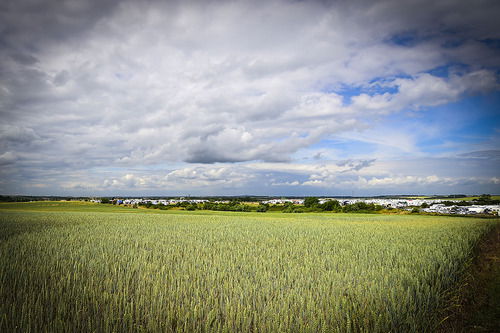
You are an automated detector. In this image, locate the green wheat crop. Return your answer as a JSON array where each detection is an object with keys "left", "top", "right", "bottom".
[{"left": 0, "top": 207, "right": 496, "bottom": 332}]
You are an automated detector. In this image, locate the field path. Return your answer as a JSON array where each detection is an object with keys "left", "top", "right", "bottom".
[{"left": 440, "top": 223, "right": 500, "bottom": 332}]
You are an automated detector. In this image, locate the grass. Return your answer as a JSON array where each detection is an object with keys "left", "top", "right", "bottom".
[
  {"left": 1, "top": 202, "right": 498, "bottom": 332},
  {"left": 0, "top": 201, "right": 142, "bottom": 213}
]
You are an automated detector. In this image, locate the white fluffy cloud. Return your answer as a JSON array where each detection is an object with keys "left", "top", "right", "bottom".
[
  {"left": 1, "top": 0, "right": 499, "bottom": 195},
  {"left": 67, "top": 155, "right": 498, "bottom": 195}
]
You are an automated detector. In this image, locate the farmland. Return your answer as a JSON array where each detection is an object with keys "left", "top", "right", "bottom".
[{"left": 0, "top": 202, "right": 498, "bottom": 332}]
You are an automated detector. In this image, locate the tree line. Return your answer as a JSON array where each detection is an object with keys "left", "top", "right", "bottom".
[{"left": 114, "top": 197, "right": 385, "bottom": 213}]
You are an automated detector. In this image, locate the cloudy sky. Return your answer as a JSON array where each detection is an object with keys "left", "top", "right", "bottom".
[{"left": 1, "top": 0, "right": 499, "bottom": 196}]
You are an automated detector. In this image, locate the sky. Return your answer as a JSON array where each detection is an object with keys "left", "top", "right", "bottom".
[{"left": 0, "top": 0, "right": 499, "bottom": 196}]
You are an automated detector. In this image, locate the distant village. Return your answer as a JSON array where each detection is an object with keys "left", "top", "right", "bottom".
[
  {"left": 89, "top": 196, "right": 500, "bottom": 216},
  {"left": 263, "top": 197, "right": 500, "bottom": 215}
]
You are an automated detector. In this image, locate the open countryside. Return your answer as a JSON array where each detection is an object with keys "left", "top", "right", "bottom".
[
  {"left": 1, "top": 0, "right": 500, "bottom": 332},
  {"left": 1, "top": 201, "right": 499, "bottom": 332}
]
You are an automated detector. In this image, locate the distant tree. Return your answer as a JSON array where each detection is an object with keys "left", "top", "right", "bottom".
[
  {"left": 477, "top": 194, "right": 491, "bottom": 203},
  {"left": 475, "top": 194, "right": 499, "bottom": 205},
  {"left": 256, "top": 204, "right": 269, "bottom": 212},
  {"left": 282, "top": 205, "right": 298, "bottom": 213},
  {"left": 185, "top": 204, "right": 197, "bottom": 211},
  {"left": 237, "top": 204, "right": 252, "bottom": 212},
  {"left": 202, "top": 202, "right": 216, "bottom": 210},
  {"left": 421, "top": 203, "right": 429, "bottom": 208},
  {"left": 319, "top": 200, "right": 341, "bottom": 212},
  {"left": 100, "top": 198, "right": 110, "bottom": 204},
  {"left": 343, "top": 202, "right": 363, "bottom": 212},
  {"left": 304, "top": 197, "right": 319, "bottom": 208},
  {"left": 342, "top": 202, "right": 382, "bottom": 213}
]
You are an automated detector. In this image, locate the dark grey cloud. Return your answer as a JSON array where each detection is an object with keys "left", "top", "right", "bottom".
[
  {"left": 185, "top": 148, "right": 249, "bottom": 164},
  {"left": 9, "top": 51, "right": 38, "bottom": 65},
  {"left": 0, "top": 0, "right": 120, "bottom": 50}
]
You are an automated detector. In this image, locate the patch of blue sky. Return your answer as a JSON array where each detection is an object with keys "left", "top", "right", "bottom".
[
  {"left": 479, "top": 38, "right": 500, "bottom": 50},
  {"left": 425, "top": 63, "right": 470, "bottom": 78},
  {"left": 387, "top": 30, "right": 422, "bottom": 47},
  {"left": 307, "top": 138, "right": 378, "bottom": 159},
  {"left": 441, "top": 38, "right": 466, "bottom": 49},
  {"left": 441, "top": 94, "right": 499, "bottom": 130},
  {"left": 303, "top": 91, "right": 500, "bottom": 160},
  {"left": 388, "top": 92, "right": 500, "bottom": 154},
  {"left": 387, "top": 28, "right": 469, "bottom": 49},
  {"left": 323, "top": 80, "right": 400, "bottom": 106},
  {"left": 326, "top": 63, "right": 477, "bottom": 106}
]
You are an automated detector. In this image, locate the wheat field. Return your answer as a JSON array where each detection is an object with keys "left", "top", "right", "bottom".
[{"left": 0, "top": 203, "right": 497, "bottom": 332}]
